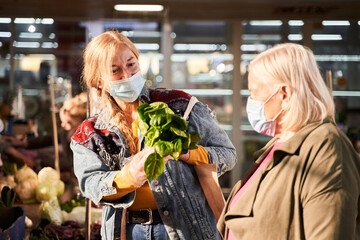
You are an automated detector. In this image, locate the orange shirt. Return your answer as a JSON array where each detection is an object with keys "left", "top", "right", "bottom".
[{"left": 103, "top": 117, "right": 209, "bottom": 210}]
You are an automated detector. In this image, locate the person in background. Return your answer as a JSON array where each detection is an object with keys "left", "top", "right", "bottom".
[
  {"left": 0, "top": 136, "right": 36, "bottom": 168},
  {"left": 0, "top": 104, "right": 37, "bottom": 169},
  {"left": 217, "top": 43, "right": 360, "bottom": 239},
  {"left": 3, "top": 92, "right": 87, "bottom": 173},
  {"left": 71, "top": 30, "right": 237, "bottom": 239},
  {"left": 58, "top": 92, "right": 87, "bottom": 172}
]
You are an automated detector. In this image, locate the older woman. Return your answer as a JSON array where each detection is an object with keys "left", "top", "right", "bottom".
[
  {"left": 217, "top": 43, "right": 360, "bottom": 239},
  {"left": 71, "top": 30, "right": 237, "bottom": 239}
]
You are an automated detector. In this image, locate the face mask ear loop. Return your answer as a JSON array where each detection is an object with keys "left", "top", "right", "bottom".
[
  {"left": 271, "top": 108, "right": 283, "bottom": 121},
  {"left": 264, "top": 87, "right": 281, "bottom": 104}
]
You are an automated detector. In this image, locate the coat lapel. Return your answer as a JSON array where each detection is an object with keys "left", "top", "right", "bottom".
[{"left": 225, "top": 142, "right": 275, "bottom": 218}]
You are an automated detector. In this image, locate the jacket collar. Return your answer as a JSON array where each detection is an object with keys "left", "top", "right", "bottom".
[
  {"left": 223, "top": 116, "right": 334, "bottom": 223},
  {"left": 254, "top": 117, "right": 334, "bottom": 166}
]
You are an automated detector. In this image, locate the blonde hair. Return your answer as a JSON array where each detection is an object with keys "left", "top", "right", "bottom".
[
  {"left": 249, "top": 43, "right": 335, "bottom": 132},
  {"left": 82, "top": 30, "right": 139, "bottom": 155}
]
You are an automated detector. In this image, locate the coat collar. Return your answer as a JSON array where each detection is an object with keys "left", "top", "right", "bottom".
[
  {"left": 224, "top": 117, "right": 334, "bottom": 223},
  {"left": 254, "top": 117, "right": 334, "bottom": 167}
]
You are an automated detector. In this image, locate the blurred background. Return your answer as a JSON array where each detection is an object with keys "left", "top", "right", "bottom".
[{"left": 0, "top": 0, "right": 360, "bottom": 190}]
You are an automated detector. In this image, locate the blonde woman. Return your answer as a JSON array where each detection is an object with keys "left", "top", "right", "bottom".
[
  {"left": 217, "top": 43, "right": 360, "bottom": 239},
  {"left": 71, "top": 30, "right": 237, "bottom": 239}
]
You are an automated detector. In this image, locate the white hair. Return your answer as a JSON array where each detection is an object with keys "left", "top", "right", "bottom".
[{"left": 249, "top": 43, "right": 335, "bottom": 132}]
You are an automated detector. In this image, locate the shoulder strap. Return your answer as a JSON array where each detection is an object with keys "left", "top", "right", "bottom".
[{"left": 183, "top": 96, "right": 199, "bottom": 121}]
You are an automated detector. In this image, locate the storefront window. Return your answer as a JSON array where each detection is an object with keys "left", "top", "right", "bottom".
[{"left": 171, "top": 21, "right": 233, "bottom": 136}]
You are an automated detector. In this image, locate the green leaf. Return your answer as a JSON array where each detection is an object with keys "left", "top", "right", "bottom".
[
  {"left": 170, "top": 127, "right": 188, "bottom": 138},
  {"left": 158, "top": 129, "right": 176, "bottom": 141},
  {"left": 161, "top": 114, "right": 173, "bottom": 129},
  {"left": 149, "top": 113, "right": 168, "bottom": 126},
  {"left": 137, "top": 103, "right": 150, "bottom": 123},
  {"left": 182, "top": 133, "right": 191, "bottom": 149},
  {"left": 1, "top": 186, "right": 15, "bottom": 207},
  {"left": 144, "top": 127, "right": 161, "bottom": 147},
  {"left": 171, "top": 138, "right": 182, "bottom": 160},
  {"left": 156, "top": 140, "right": 174, "bottom": 157},
  {"left": 137, "top": 101, "right": 202, "bottom": 181},
  {"left": 138, "top": 119, "right": 149, "bottom": 136},
  {"left": 170, "top": 114, "right": 188, "bottom": 130},
  {"left": 146, "top": 108, "right": 165, "bottom": 120},
  {"left": 189, "top": 142, "right": 198, "bottom": 150},
  {"left": 144, "top": 152, "right": 165, "bottom": 181},
  {"left": 149, "top": 102, "right": 167, "bottom": 109},
  {"left": 189, "top": 131, "right": 201, "bottom": 142}
]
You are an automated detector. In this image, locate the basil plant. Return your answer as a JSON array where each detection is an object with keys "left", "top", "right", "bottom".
[{"left": 137, "top": 102, "right": 201, "bottom": 181}]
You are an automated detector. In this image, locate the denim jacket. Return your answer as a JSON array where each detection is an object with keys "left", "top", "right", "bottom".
[{"left": 71, "top": 88, "right": 237, "bottom": 239}]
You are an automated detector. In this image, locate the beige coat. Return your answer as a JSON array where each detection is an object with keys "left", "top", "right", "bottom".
[{"left": 218, "top": 118, "right": 360, "bottom": 239}]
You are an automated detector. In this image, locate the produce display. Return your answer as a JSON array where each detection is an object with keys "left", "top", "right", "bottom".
[
  {"left": 14, "top": 165, "right": 39, "bottom": 203},
  {"left": 0, "top": 165, "right": 99, "bottom": 240},
  {"left": 137, "top": 102, "right": 201, "bottom": 180}
]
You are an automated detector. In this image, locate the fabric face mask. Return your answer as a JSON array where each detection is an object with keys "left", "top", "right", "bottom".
[
  {"left": 246, "top": 88, "right": 282, "bottom": 137},
  {"left": 109, "top": 71, "right": 146, "bottom": 102}
]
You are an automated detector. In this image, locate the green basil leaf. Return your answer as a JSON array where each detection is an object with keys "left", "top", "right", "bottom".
[
  {"left": 170, "top": 114, "right": 187, "bottom": 130},
  {"left": 156, "top": 140, "right": 174, "bottom": 157},
  {"left": 150, "top": 102, "right": 168, "bottom": 109},
  {"left": 182, "top": 133, "right": 191, "bottom": 149},
  {"left": 137, "top": 103, "right": 150, "bottom": 122},
  {"left": 189, "top": 131, "right": 201, "bottom": 142},
  {"left": 171, "top": 138, "right": 182, "bottom": 160},
  {"left": 144, "top": 152, "right": 165, "bottom": 181},
  {"left": 144, "top": 127, "right": 161, "bottom": 147},
  {"left": 159, "top": 129, "right": 176, "bottom": 141},
  {"left": 138, "top": 119, "right": 149, "bottom": 136},
  {"left": 150, "top": 113, "right": 167, "bottom": 126},
  {"left": 161, "top": 114, "right": 173, "bottom": 129},
  {"left": 188, "top": 142, "right": 198, "bottom": 150},
  {"left": 170, "top": 127, "right": 188, "bottom": 138},
  {"left": 146, "top": 108, "right": 166, "bottom": 119}
]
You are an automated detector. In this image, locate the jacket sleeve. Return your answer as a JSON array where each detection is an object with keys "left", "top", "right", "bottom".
[
  {"left": 301, "top": 131, "right": 360, "bottom": 240},
  {"left": 70, "top": 140, "right": 135, "bottom": 208},
  {"left": 187, "top": 101, "right": 237, "bottom": 176}
]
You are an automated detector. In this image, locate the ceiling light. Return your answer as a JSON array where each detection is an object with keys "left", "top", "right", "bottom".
[
  {"left": 134, "top": 43, "right": 160, "bottom": 51},
  {"left": 0, "top": 18, "right": 11, "bottom": 24},
  {"left": 19, "top": 32, "right": 42, "bottom": 39},
  {"left": 249, "top": 20, "right": 282, "bottom": 26},
  {"left": 14, "top": 18, "right": 35, "bottom": 24},
  {"left": 28, "top": 25, "right": 36, "bottom": 33},
  {"left": 241, "top": 44, "right": 267, "bottom": 52},
  {"left": 174, "top": 44, "right": 224, "bottom": 51},
  {"left": 315, "top": 55, "right": 360, "bottom": 62},
  {"left": 49, "top": 33, "right": 56, "bottom": 39},
  {"left": 0, "top": 31, "right": 11, "bottom": 37},
  {"left": 179, "top": 89, "right": 233, "bottom": 96},
  {"left": 322, "top": 20, "right": 350, "bottom": 26},
  {"left": 114, "top": 4, "right": 164, "bottom": 12},
  {"left": 243, "top": 34, "right": 282, "bottom": 41},
  {"left": 288, "top": 34, "right": 303, "bottom": 41},
  {"left": 288, "top": 20, "right": 304, "bottom": 26},
  {"left": 41, "top": 42, "right": 58, "bottom": 48},
  {"left": 41, "top": 18, "right": 54, "bottom": 24},
  {"left": 13, "top": 41, "right": 40, "bottom": 48},
  {"left": 311, "top": 34, "right": 342, "bottom": 41}
]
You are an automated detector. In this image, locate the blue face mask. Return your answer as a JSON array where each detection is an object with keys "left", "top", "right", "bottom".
[
  {"left": 109, "top": 71, "right": 146, "bottom": 102},
  {"left": 246, "top": 88, "right": 282, "bottom": 137}
]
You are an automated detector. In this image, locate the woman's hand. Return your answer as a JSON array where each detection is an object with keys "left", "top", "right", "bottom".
[
  {"left": 128, "top": 147, "right": 153, "bottom": 186},
  {"left": 178, "top": 150, "right": 190, "bottom": 162}
]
